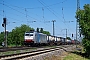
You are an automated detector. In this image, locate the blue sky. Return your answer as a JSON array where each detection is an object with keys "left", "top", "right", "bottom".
[{"left": 0, "top": 0, "right": 90, "bottom": 39}]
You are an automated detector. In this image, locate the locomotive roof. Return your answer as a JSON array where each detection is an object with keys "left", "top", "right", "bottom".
[{"left": 25, "top": 31, "right": 47, "bottom": 35}]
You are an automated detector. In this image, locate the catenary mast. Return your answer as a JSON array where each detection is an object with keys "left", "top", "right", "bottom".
[{"left": 76, "top": 0, "right": 80, "bottom": 46}]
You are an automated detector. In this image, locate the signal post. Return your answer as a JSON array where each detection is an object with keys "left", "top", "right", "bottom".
[{"left": 2, "top": 18, "right": 7, "bottom": 47}]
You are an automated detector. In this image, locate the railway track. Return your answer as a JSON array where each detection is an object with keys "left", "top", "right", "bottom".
[
  {"left": 0, "top": 46, "right": 31, "bottom": 52},
  {"left": 0, "top": 45, "right": 76, "bottom": 60},
  {"left": 0, "top": 46, "right": 68, "bottom": 60},
  {"left": 0, "top": 45, "right": 74, "bottom": 52},
  {"left": 0, "top": 46, "right": 45, "bottom": 52}
]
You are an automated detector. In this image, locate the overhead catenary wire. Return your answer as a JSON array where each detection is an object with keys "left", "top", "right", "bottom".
[
  {"left": 0, "top": 2, "right": 27, "bottom": 24},
  {"left": 25, "top": 8, "right": 28, "bottom": 25},
  {"left": 62, "top": 2, "right": 65, "bottom": 22},
  {"left": 2, "top": 0, "right": 76, "bottom": 10},
  {"left": 0, "top": 2, "right": 38, "bottom": 21},
  {"left": 1, "top": 2, "right": 50, "bottom": 30},
  {"left": 0, "top": 0, "right": 72, "bottom": 24},
  {"left": 0, "top": 0, "right": 75, "bottom": 37},
  {"left": 0, "top": 2, "right": 49, "bottom": 28},
  {"left": 0, "top": 2, "right": 50, "bottom": 24},
  {"left": 1, "top": 0, "right": 68, "bottom": 10},
  {"left": 61, "top": 1, "right": 76, "bottom": 34},
  {"left": 38, "top": 0, "right": 69, "bottom": 24},
  {"left": 24, "top": 8, "right": 50, "bottom": 24},
  {"left": 42, "top": 7, "right": 44, "bottom": 19},
  {"left": 39, "top": 0, "right": 70, "bottom": 33},
  {"left": 0, "top": 1, "right": 47, "bottom": 32},
  {"left": 2, "top": 1, "right": 70, "bottom": 23},
  {"left": 0, "top": 13, "right": 24, "bottom": 24},
  {"left": 38, "top": 0, "right": 75, "bottom": 37},
  {"left": 2, "top": 0, "right": 6, "bottom": 18},
  {"left": 38, "top": 0, "right": 67, "bottom": 31},
  {"left": 38, "top": 0, "right": 65, "bottom": 36},
  {"left": 38, "top": 0, "right": 61, "bottom": 21}
]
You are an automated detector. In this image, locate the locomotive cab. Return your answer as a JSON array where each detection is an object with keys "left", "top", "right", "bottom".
[{"left": 24, "top": 32, "right": 34, "bottom": 46}]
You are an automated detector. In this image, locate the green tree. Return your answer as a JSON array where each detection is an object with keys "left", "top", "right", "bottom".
[
  {"left": 7, "top": 32, "right": 13, "bottom": 46},
  {"left": 0, "top": 24, "right": 50, "bottom": 47},
  {"left": 8, "top": 24, "right": 34, "bottom": 46},
  {"left": 0, "top": 32, "right": 4, "bottom": 46},
  {"left": 42, "top": 31, "right": 50, "bottom": 35},
  {"left": 66, "top": 37, "right": 71, "bottom": 40},
  {"left": 36, "top": 28, "right": 50, "bottom": 35},
  {"left": 76, "top": 4, "right": 90, "bottom": 55}
]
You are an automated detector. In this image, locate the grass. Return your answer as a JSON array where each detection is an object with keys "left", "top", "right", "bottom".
[
  {"left": 45, "top": 51, "right": 89, "bottom": 60},
  {"left": 45, "top": 45, "right": 89, "bottom": 60},
  {"left": 0, "top": 47, "right": 37, "bottom": 56},
  {"left": 45, "top": 51, "right": 67, "bottom": 60},
  {"left": 0, "top": 46, "right": 57, "bottom": 56},
  {"left": 1, "top": 45, "right": 89, "bottom": 60},
  {"left": 63, "top": 53, "right": 89, "bottom": 60}
]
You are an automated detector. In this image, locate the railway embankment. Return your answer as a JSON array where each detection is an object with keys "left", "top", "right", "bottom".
[
  {"left": 0, "top": 45, "right": 80, "bottom": 60},
  {"left": 22, "top": 45, "right": 76, "bottom": 60}
]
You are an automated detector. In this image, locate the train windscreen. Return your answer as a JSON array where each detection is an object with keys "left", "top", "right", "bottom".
[
  {"left": 25, "top": 34, "right": 29, "bottom": 36},
  {"left": 30, "top": 34, "right": 33, "bottom": 36},
  {"left": 25, "top": 33, "right": 33, "bottom": 36}
]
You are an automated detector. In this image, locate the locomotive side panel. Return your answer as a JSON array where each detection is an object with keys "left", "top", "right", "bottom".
[{"left": 39, "top": 33, "right": 47, "bottom": 43}]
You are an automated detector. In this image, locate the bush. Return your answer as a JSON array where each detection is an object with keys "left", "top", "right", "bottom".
[{"left": 82, "top": 38, "right": 90, "bottom": 56}]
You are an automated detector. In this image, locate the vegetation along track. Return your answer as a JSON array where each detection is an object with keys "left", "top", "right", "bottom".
[
  {"left": 0, "top": 45, "right": 70, "bottom": 52},
  {"left": 0, "top": 45, "right": 72, "bottom": 60},
  {"left": 0, "top": 46, "right": 46, "bottom": 52},
  {"left": 0, "top": 46, "right": 32, "bottom": 52}
]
